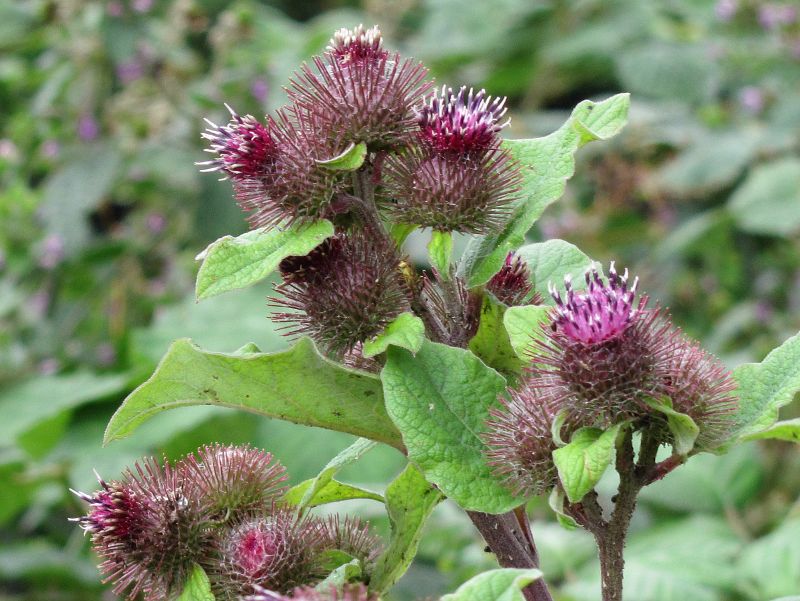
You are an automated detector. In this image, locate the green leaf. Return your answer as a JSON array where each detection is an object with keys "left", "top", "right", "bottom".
[
  {"left": 737, "top": 518, "right": 800, "bottom": 599},
  {"left": 283, "top": 438, "right": 381, "bottom": 508},
  {"left": 428, "top": 230, "right": 453, "bottom": 275},
  {"left": 177, "top": 565, "right": 215, "bottom": 601},
  {"left": 284, "top": 479, "right": 383, "bottom": 507},
  {"left": 105, "top": 338, "right": 403, "bottom": 449},
  {"left": 0, "top": 371, "right": 128, "bottom": 451},
  {"left": 194, "top": 220, "right": 334, "bottom": 301},
  {"left": 390, "top": 223, "right": 417, "bottom": 246},
  {"left": 742, "top": 418, "right": 800, "bottom": 443},
  {"left": 440, "top": 568, "right": 543, "bottom": 601},
  {"left": 370, "top": 464, "right": 443, "bottom": 593},
  {"left": 553, "top": 423, "right": 623, "bottom": 504},
  {"left": 726, "top": 331, "right": 800, "bottom": 444},
  {"left": 642, "top": 397, "right": 699, "bottom": 456},
  {"left": 503, "top": 305, "right": 551, "bottom": 359},
  {"left": 548, "top": 487, "right": 579, "bottom": 530},
  {"left": 468, "top": 296, "right": 526, "bottom": 379},
  {"left": 315, "top": 141, "right": 368, "bottom": 170},
  {"left": 362, "top": 313, "right": 425, "bottom": 358},
  {"left": 459, "top": 93, "right": 630, "bottom": 287},
  {"left": 316, "top": 558, "right": 362, "bottom": 590},
  {"left": 382, "top": 341, "right": 524, "bottom": 513},
  {"left": 728, "top": 158, "right": 800, "bottom": 237},
  {"left": 515, "top": 240, "right": 595, "bottom": 304}
]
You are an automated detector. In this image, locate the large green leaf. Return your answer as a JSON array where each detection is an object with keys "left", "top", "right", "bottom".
[
  {"left": 381, "top": 341, "right": 524, "bottom": 513},
  {"left": 742, "top": 418, "right": 800, "bottom": 443},
  {"left": 370, "top": 464, "right": 443, "bottom": 593},
  {"left": 458, "top": 93, "right": 629, "bottom": 287},
  {"left": 515, "top": 239, "right": 595, "bottom": 303},
  {"left": 176, "top": 565, "right": 215, "bottom": 601},
  {"left": 105, "top": 338, "right": 403, "bottom": 449},
  {"left": 737, "top": 518, "right": 800, "bottom": 599},
  {"left": 726, "top": 331, "right": 800, "bottom": 444},
  {"left": 468, "top": 296, "right": 526, "bottom": 379},
  {"left": 440, "top": 568, "right": 543, "bottom": 601},
  {"left": 284, "top": 438, "right": 384, "bottom": 508},
  {"left": 194, "top": 220, "right": 334, "bottom": 301},
  {"left": 728, "top": 158, "right": 800, "bottom": 237},
  {"left": 553, "top": 423, "right": 623, "bottom": 504},
  {"left": 0, "top": 371, "right": 128, "bottom": 454}
]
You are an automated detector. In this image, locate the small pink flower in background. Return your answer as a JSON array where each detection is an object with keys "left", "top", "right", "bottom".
[
  {"left": 77, "top": 115, "right": 99, "bottom": 141},
  {"left": 251, "top": 78, "right": 269, "bottom": 104},
  {"left": 0, "top": 139, "right": 19, "bottom": 161},
  {"left": 38, "top": 358, "right": 61, "bottom": 376},
  {"left": 131, "top": 0, "right": 154, "bottom": 13},
  {"left": 715, "top": 0, "right": 738, "bottom": 21},
  {"left": 40, "top": 139, "right": 60, "bottom": 158},
  {"left": 759, "top": 3, "right": 798, "bottom": 29},
  {"left": 116, "top": 59, "right": 144, "bottom": 85},
  {"left": 38, "top": 234, "right": 65, "bottom": 269},
  {"left": 96, "top": 343, "right": 117, "bottom": 367},
  {"left": 738, "top": 86, "right": 765, "bottom": 114},
  {"left": 106, "top": 1, "right": 124, "bottom": 17},
  {"left": 146, "top": 212, "right": 166, "bottom": 234}
]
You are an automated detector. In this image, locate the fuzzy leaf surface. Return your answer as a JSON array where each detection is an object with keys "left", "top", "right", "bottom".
[
  {"left": 194, "top": 220, "right": 334, "bottom": 301},
  {"left": 363, "top": 313, "right": 425, "bottom": 358},
  {"left": 553, "top": 423, "right": 623, "bottom": 504},
  {"left": 459, "top": 93, "right": 629, "bottom": 287},
  {"left": 515, "top": 239, "right": 595, "bottom": 303},
  {"left": 726, "top": 331, "right": 800, "bottom": 444},
  {"left": 105, "top": 338, "right": 403, "bottom": 449},
  {"left": 381, "top": 341, "right": 524, "bottom": 513},
  {"left": 503, "top": 305, "right": 552, "bottom": 358},
  {"left": 370, "top": 464, "right": 443, "bottom": 593},
  {"left": 440, "top": 568, "right": 543, "bottom": 601},
  {"left": 176, "top": 565, "right": 215, "bottom": 601}
]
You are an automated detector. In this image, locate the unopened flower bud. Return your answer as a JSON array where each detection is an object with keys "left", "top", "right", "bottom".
[{"left": 486, "top": 252, "right": 539, "bottom": 306}]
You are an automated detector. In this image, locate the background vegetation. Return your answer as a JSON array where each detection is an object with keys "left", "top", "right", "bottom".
[{"left": 1, "top": 0, "right": 799, "bottom": 599}]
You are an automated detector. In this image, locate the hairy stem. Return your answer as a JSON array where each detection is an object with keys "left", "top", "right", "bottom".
[
  {"left": 348, "top": 164, "right": 555, "bottom": 601},
  {"left": 468, "top": 511, "right": 554, "bottom": 601}
]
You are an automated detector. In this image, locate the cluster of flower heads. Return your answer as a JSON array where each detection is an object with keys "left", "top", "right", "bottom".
[
  {"left": 486, "top": 263, "right": 738, "bottom": 498},
  {"left": 198, "top": 24, "right": 526, "bottom": 358},
  {"left": 73, "top": 445, "right": 379, "bottom": 600}
]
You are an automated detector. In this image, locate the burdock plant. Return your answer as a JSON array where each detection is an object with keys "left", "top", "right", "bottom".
[{"left": 76, "top": 23, "right": 800, "bottom": 601}]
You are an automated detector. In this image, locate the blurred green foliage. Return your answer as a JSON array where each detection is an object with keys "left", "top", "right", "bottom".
[{"left": 0, "top": 0, "right": 799, "bottom": 599}]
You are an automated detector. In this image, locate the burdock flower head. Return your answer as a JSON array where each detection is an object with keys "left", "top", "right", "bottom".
[
  {"left": 288, "top": 24, "right": 431, "bottom": 148},
  {"left": 199, "top": 105, "right": 344, "bottom": 229},
  {"left": 211, "top": 511, "right": 323, "bottom": 600},
  {"left": 484, "top": 378, "right": 566, "bottom": 497},
  {"left": 245, "top": 583, "right": 378, "bottom": 601},
  {"left": 272, "top": 233, "right": 411, "bottom": 356},
  {"left": 317, "top": 516, "right": 382, "bottom": 572},
  {"left": 486, "top": 252, "right": 539, "bottom": 306},
  {"left": 72, "top": 459, "right": 211, "bottom": 601},
  {"left": 178, "top": 444, "right": 288, "bottom": 522},
  {"left": 529, "top": 263, "right": 736, "bottom": 446},
  {"left": 383, "top": 86, "right": 521, "bottom": 233}
]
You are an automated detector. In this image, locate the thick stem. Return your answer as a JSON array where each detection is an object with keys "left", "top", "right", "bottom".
[{"left": 468, "top": 511, "right": 554, "bottom": 601}]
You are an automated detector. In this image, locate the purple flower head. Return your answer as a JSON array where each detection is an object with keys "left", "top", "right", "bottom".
[
  {"left": 116, "top": 59, "right": 144, "bottom": 85},
  {"left": 107, "top": 1, "right": 124, "bottom": 17},
  {"left": 759, "top": 3, "right": 797, "bottom": 29},
  {"left": 318, "top": 516, "right": 382, "bottom": 571},
  {"left": 146, "top": 212, "right": 166, "bottom": 234},
  {"left": 245, "top": 584, "right": 377, "bottom": 601},
  {"left": 131, "top": 0, "right": 154, "bottom": 13},
  {"left": 486, "top": 252, "right": 538, "bottom": 306},
  {"left": 417, "top": 271, "right": 481, "bottom": 348},
  {"left": 383, "top": 145, "right": 521, "bottom": 233},
  {"left": 178, "top": 444, "right": 288, "bottom": 522},
  {"left": 211, "top": 511, "right": 323, "bottom": 599},
  {"left": 549, "top": 263, "right": 643, "bottom": 345},
  {"left": 738, "top": 86, "right": 765, "bottom": 114},
  {"left": 40, "top": 139, "right": 60, "bottom": 159},
  {"left": 287, "top": 26, "right": 431, "bottom": 147},
  {"left": 272, "top": 233, "right": 410, "bottom": 356},
  {"left": 72, "top": 459, "right": 212, "bottom": 600},
  {"left": 198, "top": 104, "right": 278, "bottom": 182},
  {"left": 417, "top": 86, "right": 509, "bottom": 153},
  {"left": 327, "top": 24, "right": 387, "bottom": 63}
]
